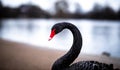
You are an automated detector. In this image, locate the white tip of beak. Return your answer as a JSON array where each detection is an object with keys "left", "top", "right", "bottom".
[{"left": 48, "top": 37, "right": 52, "bottom": 41}]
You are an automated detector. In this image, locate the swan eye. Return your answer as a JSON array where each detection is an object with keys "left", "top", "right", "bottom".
[{"left": 48, "top": 29, "right": 56, "bottom": 41}]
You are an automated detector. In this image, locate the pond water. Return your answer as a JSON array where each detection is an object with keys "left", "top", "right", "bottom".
[{"left": 0, "top": 19, "right": 120, "bottom": 58}]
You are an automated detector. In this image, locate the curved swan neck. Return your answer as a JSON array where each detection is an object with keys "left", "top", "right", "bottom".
[{"left": 52, "top": 23, "right": 82, "bottom": 70}]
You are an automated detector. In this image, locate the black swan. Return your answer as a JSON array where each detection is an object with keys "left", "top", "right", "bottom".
[{"left": 49, "top": 22, "right": 119, "bottom": 70}]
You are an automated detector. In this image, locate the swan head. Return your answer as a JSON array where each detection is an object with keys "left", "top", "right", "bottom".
[{"left": 49, "top": 23, "right": 64, "bottom": 41}]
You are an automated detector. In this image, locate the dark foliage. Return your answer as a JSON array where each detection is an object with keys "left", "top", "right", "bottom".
[{"left": 0, "top": 1, "right": 120, "bottom": 20}]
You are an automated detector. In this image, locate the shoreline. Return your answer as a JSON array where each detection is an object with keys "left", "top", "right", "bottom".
[{"left": 0, "top": 39, "right": 120, "bottom": 70}]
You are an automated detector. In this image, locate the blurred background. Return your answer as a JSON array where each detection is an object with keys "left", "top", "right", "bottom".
[{"left": 0, "top": 0, "right": 120, "bottom": 58}]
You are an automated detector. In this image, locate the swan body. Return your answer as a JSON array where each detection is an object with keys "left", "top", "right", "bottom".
[{"left": 49, "top": 22, "right": 119, "bottom": 70}]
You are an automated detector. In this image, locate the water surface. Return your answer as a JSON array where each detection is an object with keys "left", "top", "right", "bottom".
[{"left": 0, "top": 19, "right": 120, "bottom": 58}]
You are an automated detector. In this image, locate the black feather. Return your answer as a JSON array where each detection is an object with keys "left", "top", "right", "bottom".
[{"left": 51, "top": 22, "right": 119, "bottom": 70}]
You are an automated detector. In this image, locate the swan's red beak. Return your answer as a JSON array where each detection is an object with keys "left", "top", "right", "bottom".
[{"left": 48, "top": 29, "right": 56, "bottom": 41}]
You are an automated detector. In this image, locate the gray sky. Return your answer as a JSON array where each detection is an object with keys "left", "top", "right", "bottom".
[{"left": 1, "top": 0, "right": 120, "bottom": 13}]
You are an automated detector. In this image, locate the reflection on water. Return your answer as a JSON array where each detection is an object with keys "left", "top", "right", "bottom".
[{"left": 0, "top": 19, "right": 120, "bottom": 58}]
